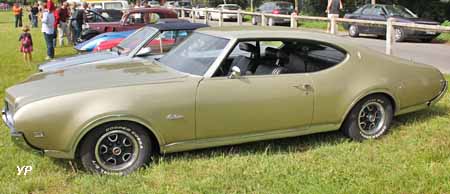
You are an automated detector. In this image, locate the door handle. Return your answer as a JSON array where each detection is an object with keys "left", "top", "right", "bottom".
[{"left": 292, "top": 84, "right": 313, "bottom": 91}]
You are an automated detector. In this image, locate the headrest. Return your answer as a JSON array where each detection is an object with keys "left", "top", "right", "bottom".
[
  {"left": 265, "top": 47, "right": 278, "bottom": 58},
  {"left": 239, "top": 43, "right": 256, "bottom": 53}
]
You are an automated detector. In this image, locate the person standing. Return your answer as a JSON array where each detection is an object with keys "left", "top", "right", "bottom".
[
  {"left": 19, "top": 25, "right": 33, "bottom": 67},
  {"left": 57, "top": 2, "right": 69, "bottom": 46},
  {"left": 42, "top": 2, "right": 55, "bottom": 60},
  {"left": 30, "top": 3, "right": 39, "bottom": 28},
  {"left": 71, "top": 2, "right": 87, "bottom": 44},
  {"left": 326, "top": 0, "right": 343, "bottom": 33},
  {"left": 52, "top": 2, "right": 60, "bottom": 48},
  {"left": 13, "top": 3, "right": 23, "bottom": 28},
  {"left": 67, "top": 2, "right": 76, "bottom": 44}
]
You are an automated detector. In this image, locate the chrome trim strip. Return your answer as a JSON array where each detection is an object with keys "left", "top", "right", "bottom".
[{"left": 2, "top": 107, "right": 15, "bottom": 132}]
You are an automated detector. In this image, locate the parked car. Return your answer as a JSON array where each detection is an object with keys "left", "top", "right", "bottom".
[
  {"left": 75, "top": 30, "right": 135, "bottom": 52},
  {"left": 85, "top": 9, "right": 124, "bottom": 23},
  {"left": 4, "top": 26, "right": 447, "bottom": 174},
  {"left": 193, "top": 4, "right": 207, "bottom": 18},
  {"left": 163, "top": 1, "right": 176, "bottom": 9},
  {"left": 82, "top": 8, "right": 178, "bottom": 41},
  {"left": 209, "top": 4, "right": 241, "bottom": 21},
  {"left": 174, "top": 1, "right": 192, "bottom": 17},
  {"left": 344, "top": 4, "right": 441, "bottom": 42},
  {"left": 39, "top": 22, "right": 208, "bottom": 72},
  {"left": 148, "top": 0, "right": 161, "bottom": 7},
  {"left": 252, "top": 1, "right": 294, "bottom": 25},
  {"left": 88, "top": 0, "right": 129, "bottom": 10}
]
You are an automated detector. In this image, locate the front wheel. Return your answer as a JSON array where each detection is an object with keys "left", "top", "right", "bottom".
[
  {"left": 341, "top": 95, "right": 393, "bottom": 141},
  {"left": 348, "top": 24, "right": 359, "bottom": 37},
  {"left": 79, "top": 121, "right": 153, "bottom": 175},
  {"left": 394, "top": 28, "right": 405, "bottom": 42}
]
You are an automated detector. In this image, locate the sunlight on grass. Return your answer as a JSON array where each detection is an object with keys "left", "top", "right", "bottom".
[{"left": 0, "top": 11, "right": 450, "bottom": 194}]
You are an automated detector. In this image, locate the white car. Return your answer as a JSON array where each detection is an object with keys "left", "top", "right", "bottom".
[{"left": 209, "top": 4, "right": 241, "bottom": 21}]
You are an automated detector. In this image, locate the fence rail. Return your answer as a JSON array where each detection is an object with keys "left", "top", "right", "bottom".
[{"left": 175, "top": 7, "right": 450, "bottom": 55}]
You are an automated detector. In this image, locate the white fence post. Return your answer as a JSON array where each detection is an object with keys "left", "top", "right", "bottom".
[
  {"left": 237, "top": 9, "right": 242, "bottom": 25},
  {"left": 290, "top": 13, "right": 296, "bottom": 28},
  {"left": 386, "top": 18, "right": 395, "bottom": 55},
  {"left": 330, "top": 15, "right": 338, "bottom": 35},
  {"left": 204, "top": 10, "right": 209, "bottom": 25},
  {"left": 180, "top": 8, "right": 185, "bottom": 19},
  {"left": 261, "top": 13, "right": 266, "bottom": 26},
  {"left": 219, "top": 9, "right": 223, "bottom": 27},
  {"left": 191, "top": 9, "right": 196, "bottom": 23},
  {"left": 268, "top": 17, "right": 273, "bottom": 26}
]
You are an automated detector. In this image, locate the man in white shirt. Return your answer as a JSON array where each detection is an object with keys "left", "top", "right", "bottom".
[{"left": 41, "top": 2, "right": 55, "bottom": 59}]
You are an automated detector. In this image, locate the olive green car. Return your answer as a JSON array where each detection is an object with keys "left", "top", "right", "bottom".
[{"left": 2, "top": 26, "right": 447, "bottom": 174}]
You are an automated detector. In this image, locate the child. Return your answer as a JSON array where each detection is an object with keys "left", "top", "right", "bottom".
[{"left": 19, "top": 25, "right": 33, "bottom": 66}]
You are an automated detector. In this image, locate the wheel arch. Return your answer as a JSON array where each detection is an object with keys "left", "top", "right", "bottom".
[
  {"left": 72, "top": 115, "right": 164, "bottom": 159},
  {"left": 339, "top": 90, "right": 398, "bottom": 127}
]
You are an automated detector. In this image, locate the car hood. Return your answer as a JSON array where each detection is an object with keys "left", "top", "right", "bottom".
[
  {"left": 7, "top": 60, "right": 186, "bottom": 108},
  {"left": 88, "top": 21, "right": 121, "bottom": 26},
  {"left": 38, "top": 51, "right": 121, "bottom": 72}
]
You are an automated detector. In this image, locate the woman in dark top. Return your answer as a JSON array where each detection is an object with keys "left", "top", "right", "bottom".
[{"left": 326, "top": 0, "right": 343, "bottom": 32}]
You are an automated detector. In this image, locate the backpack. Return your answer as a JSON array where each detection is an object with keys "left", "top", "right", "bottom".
[{"left": 22, "top": 34, "right": 31, "bottom": 48}]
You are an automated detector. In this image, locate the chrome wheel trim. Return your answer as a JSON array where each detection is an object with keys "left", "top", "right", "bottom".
[
  {"left": 349, "top": 25, "right": 357, "bottom": 36},
  {"left": 357, "top": 101, "right": 386, "bottom": 136},
  {"left": 394, "top": 28, "right": 402, "bottom": 41},
  {"left": 94, "top": 129, "right": 140, "bottom": 171}
]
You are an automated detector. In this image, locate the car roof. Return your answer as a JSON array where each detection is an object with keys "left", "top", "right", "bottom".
[
  {"left": 197, "top": 26, "right": 355, "bottom": 47},
  {"left": 147, "top": 22, "right": 209, "bottom": 31}
]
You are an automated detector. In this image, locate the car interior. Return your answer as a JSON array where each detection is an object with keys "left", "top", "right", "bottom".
[{"left": 213, "top": 39, "right": 347, "bottom": 77}]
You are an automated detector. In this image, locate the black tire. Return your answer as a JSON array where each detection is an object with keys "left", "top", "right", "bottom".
[
  {"left": 341, "top": 95, "right": 393, "bottom": 141},
  {"left": 394, "top": 28, "right": 405, "bottom": 42},
  {"left": 79, "top": 121, "right": 153, "bottom": 175},
  {"left": 251, "top": 16, "right": 258, "bottom": 25},
  {"left": 421, "top": 38, "right": 434, "bottom": 43},
  {"left": 348, "top": 24, "right": 359, "bottom": 37}
]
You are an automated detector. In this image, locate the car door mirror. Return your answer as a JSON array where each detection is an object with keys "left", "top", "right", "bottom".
[
  {"left": 229, "top": 66, "right": 241, "bottom": 79},
  {"left": 136, "top": 47, "right": 152, "bottom": 57}
]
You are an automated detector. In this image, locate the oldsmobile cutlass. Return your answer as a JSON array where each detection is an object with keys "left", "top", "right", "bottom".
[{"left": 2, "top": 26, "right": 447, "bottom": 174}]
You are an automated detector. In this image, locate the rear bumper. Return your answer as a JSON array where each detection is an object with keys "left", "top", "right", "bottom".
[
  {"left": 428, "top": 80, "right": 448, "bottom": 106},
  {"left": 2, "top": 107, "right": 44, "bottom": 155}
]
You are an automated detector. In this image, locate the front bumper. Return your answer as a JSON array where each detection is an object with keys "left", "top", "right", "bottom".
[{"left": 2, "top": 107, "right": 43, "bottom": 155}]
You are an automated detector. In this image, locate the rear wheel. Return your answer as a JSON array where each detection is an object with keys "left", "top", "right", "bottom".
[
  {"left": 79, "top": 121, "right": 153, "bottom": 175},
  {"left": 342, "top": 95, "right": 393, "bottom": 141},
  {"left": 348, "top": 25, "right": 359, "bottom": 37},
  {"left": 394, "top": 28, "right": 405, "bottom": 42}
]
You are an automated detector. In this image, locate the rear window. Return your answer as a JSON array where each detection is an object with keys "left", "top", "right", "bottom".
[
  {"left": 104, "top": 2, "right": 123, "bottom": 9},
  {"left": 276, "top": 3, "right": 293, "bottom": 10},
  {"left": 223, "top": 5, "right": 240, "bottom": 10}
]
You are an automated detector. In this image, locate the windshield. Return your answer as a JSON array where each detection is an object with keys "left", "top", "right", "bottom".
[
  {"left": 223, "top": 5, "right": 240, "bottom": 10},
  {"left": 385, "top": 5, "right": 417, "bottom": 18},
  {"left": 117, "top": 27, "right": 158, "bottom": 55},
  {"left": 159, "top": 32, "right": 229, "bottom": 76}
]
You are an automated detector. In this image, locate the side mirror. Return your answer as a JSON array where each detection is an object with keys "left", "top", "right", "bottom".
[
  {"left": 229, "top": 66, "right": 241, "bottom": 79},
  {"left": 136, "top": 47, "right": 152, "bottom": 57}
]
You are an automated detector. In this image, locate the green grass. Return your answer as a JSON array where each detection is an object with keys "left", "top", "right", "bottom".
[{"left": 1, "top": 11, "right": 450, "bottom": 193}]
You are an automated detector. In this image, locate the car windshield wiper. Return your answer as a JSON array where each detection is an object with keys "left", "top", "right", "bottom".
[{"left": 114, "top": 46, "right": 124, "bottom": 55}]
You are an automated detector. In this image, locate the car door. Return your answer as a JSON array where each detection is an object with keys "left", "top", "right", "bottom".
[
  {"left": 368, "top": 5, "right": 388, "bottom": 35},
  {"left": 359, "top": 5, "right": 375, "bottom": 33},
  {"left": 195, "top": 41, "right": 314, "bottom": 140}
]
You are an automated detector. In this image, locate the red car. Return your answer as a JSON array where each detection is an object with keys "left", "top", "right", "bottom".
[{"left": 87, "top": 8, "right": 178, "bottom": 33}]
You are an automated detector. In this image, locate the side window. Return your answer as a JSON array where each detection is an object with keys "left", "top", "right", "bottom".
[
  {"left": 373, "top": 6, "right": 385, "bottom": 16},
  {"left": 126, "top": 13, "right": 144, "bottom": 24},
  {"left": 104, "top": 2, "right": 123, "bottom": 10},
  {"left": 361, "top": 7, "right": 374, "bottom": 15},
  {"left": 213, "top": 39, "right": 347, "bottom": 77},
  {"left": 91, "top": 3, "right": 102, "bottom": 9}
]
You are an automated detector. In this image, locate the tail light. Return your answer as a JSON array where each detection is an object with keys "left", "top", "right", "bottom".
[{"left": 272, "top": 9, "right": 280, "bottom": 14}]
